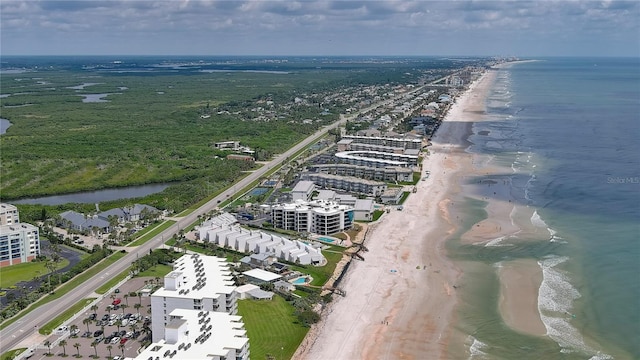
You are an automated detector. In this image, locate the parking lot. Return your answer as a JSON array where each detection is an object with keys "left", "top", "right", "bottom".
[{"left": 28, "top": 277, "right": 155, "bottom": 360}]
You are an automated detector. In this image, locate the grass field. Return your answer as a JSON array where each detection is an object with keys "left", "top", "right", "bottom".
[
  {"left": 0, "top": 259, "right": 69, "bottom": 289},
  {"left": 237, "top": 296, "right": 309, "bottom": 360},
  {"left": 39, "top": 298, "right": 96, "bottom": 335},
  {"left": 0, "top": 348, "right": 26, "bottom": 360}
]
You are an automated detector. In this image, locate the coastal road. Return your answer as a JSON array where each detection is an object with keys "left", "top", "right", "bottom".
[
  {"left": 0, "top": 72, "right": 453, "bottom": 353},
  {"left": 0, "top": 103, "right": 350, "bottom": 354}
]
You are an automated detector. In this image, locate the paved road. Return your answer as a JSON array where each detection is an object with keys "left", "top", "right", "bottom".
[
  {"left": 0, "top": 111, "right": 350, "bottom": 354},
  {"left": 0, "top": 73, "right": 452, "bottom": 353}
]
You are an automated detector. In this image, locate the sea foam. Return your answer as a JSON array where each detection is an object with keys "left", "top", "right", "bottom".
[
  {"left": 467, "top": 335, "right": 489, "bottom": 359},
  {"left": 538, "top": 257, "right": 611, "bottom": 358}
]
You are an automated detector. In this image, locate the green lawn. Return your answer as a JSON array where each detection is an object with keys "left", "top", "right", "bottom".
[
  {"left": 127, "top": 220, "right": 176, "bottom": 247},
  {"left": 136, "top": 264, "right": 173, "bottom": 278},
  {"left": 290, "top": 246, "right": 344, "bottom": 286},
  {"left": 0, "top": 259, "right": 69, "bottom": 288},
  {"left": 0, "top": 348, "right": 26, "bottom": 360},
  {"left": 40, "top": 298, "right": 96, "bottom": 335},
  {"left": 237, "top": 296, "right": 309, "bottom": 360},
  {"left": 0, "top": 251, "right": 126, "bottom": 330}
]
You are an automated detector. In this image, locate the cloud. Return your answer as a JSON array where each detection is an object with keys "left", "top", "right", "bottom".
[{"left": 1, "top": 0, "right": 638, "bottom": 56}]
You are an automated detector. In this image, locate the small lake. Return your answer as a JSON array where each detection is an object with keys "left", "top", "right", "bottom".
[
  {"left": 0, "top": 118, "right": 12, "bottom": 134},
  {"left": 78, "top": 93, "right": 121, "bottom": 103},
  {"left": 11, "top": 183, "right": 172, "bottom": 205}
]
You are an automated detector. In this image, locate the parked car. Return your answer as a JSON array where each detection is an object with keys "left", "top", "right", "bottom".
[
  {"left": 121, "top": 319, "right": 128, "bottom": 327},
  {"left": 81, "top": 331, "right": 92, "bottom": 338},
  {"left": 71, "top": 328, "right": 80, "bottom": 336},
  {"left": 120, "top": 337, "right": 128, "bottom": 345},
  {"left": 108, "top": 319, "right": 116, "bottom": 326},
  {"left": 112, "top": 298, "right": 121, "bottom": 306},
  {"left": 93, "top": 330, "right": 103, "bottom": 337},
  {"left": 56, "top": 326, "right": 68, "bottom": 333},
  {"left": 118, "top": 330, "right": 126, "bottom": 337},
  {"left": 88, "top": 313, "right": 97, "bottom": 321},
  {"left": 110, "top": 337, "right": 120, "bottom": 344},
  {"left": 102, "top": 314, "right": 109, "bottom": 321}
]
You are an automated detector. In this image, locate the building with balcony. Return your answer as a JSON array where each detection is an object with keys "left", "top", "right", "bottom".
[
  {"left": 150, "top": 254, "right": 238, "bottom": 343},
  {"left": 0, "top": 223, "right": 40, "bottom": 267},
  {"left": 301, "top": 173, "right": 387, "bottom": 197},
  {"left": 269, "top": 199, "right": 354, "bottom": 235},
  {"left": 132, "top": 308, "right": 249, "bottom": 360},
  {"left": 0, "top": 203, "right": 19, "bottom": 225},
  {"left": 307, "top": 163, "right": 413, "bottom": 182}
]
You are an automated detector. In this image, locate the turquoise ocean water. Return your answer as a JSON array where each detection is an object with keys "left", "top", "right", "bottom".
[{"left": 449, "top": 58, "right": 639, "bottom": 359}]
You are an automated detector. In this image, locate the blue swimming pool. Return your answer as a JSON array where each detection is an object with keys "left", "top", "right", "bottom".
[
  {"left": 292, "top": 277, "right": 307, "bottom": 284},
  {"left": 318, "top": 237, "right": 335, "bottom": 243}
]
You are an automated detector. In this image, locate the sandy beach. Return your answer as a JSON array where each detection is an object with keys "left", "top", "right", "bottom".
[{"left": 295, "top": 70, "right": 502, "bottom": 360}]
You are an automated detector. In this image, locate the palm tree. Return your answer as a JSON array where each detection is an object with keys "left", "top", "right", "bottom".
[
  {"left": 115, "top": 320, "right": 122, "bottom": 332},
  {"left": 118, "top": 344, "right": 125, "bottom": 356},
  {"left": 44, "top": 340, "right": 51, "bottom": 355},
  {"left": 134, "top": 303, "right": 142, "bottom": 315},
  {"left": 73, "top": 342, "right": 81, "bottom": 357},
  {"left": 123, "top": 294, "right": 129, "bottom": 306},
  {"left": 83, "top": 318, "right": 91, "bottom": 332},
  {"left": 106, "top": 345, "right": 113, "bottom": 358},
  {"left": 59, "top": 339, "right": 67, "bottom": 356},
  {"left": 70, "top": 324, "right": 78, "bottom": 337},
  {"left": 120, "top": 304, "right": 128, "bottom": 315},
  {"left": 91, "top": 342, "right": 98, "bottom": 358},
  {"left": 90, "top": 304, "right": 98, "bottom": 316},
  {"left": 137, "top": 292, "right": 142, "bottom": 305}
]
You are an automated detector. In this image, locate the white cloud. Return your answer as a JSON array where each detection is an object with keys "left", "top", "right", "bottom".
[{"left": 0, "top": 0, "right": 638, "bottom": 56}]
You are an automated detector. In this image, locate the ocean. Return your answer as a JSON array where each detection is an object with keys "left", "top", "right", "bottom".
[{"left": 449, "top": 58, "right": 639, "bottom": 359}]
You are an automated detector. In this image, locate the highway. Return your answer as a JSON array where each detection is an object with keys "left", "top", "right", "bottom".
[
  {"left": 0, "top": 109, "right": 350, "bottom": 354},
  {"left": 0, "top": 72, "right": 454, "bottom": 353}
]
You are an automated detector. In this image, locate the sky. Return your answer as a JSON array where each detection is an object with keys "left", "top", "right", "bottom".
[{"left": 1, "top": 0, "right": 639, "bottom": 57}]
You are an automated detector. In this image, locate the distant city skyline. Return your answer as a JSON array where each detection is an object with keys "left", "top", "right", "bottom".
[{"left": 1, "top": 0, "right": 638, "bottom": 57}]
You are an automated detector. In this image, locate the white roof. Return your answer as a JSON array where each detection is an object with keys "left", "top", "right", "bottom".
[
  {"left": 292, "top": 180, "right": 315, "bottom": 193},
  {"left": 235, "top": 284, "right": 260, "bottom": 294},
  {"left": 133, "top": 309, "right": 247, "bottom": 360},
  {"left": 242, "top": 268, "right": 282, "bottom": 282}
]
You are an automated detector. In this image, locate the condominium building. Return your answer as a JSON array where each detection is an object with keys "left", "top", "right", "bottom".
[
  {"left": 291, "top": 180, "right": 316, "bottom": 201},
  {"left": 342, "top": 134, "right": 422, "bottom": 150},
  {"left": 335, "top": 151, "right": 418, "bottom": 167},
  {"left": 0, "top": 203, "right": 19, "bottom": 225},
  {"left": 307, "top": 163, "right": 413, "bottom": 182},
  {"left": 150, "top": 254, "right": 238, "bottom": 342},
  {"left": 0, "top": 204, "right": 40, "bottom": 267},
  {"left": 301, "top": 173, "right": 387, "bottom": 197},
  {"left": 270, "top": 199, "right": 354, "bottom": 235},
  {"left": 132, "top": 309, "right": 249, "bottom": 360},
  {"left": 0, "top": 223, "right": 41, "bottom": 267}
]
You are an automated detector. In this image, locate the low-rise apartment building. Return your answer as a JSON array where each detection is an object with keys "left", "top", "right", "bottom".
[{"left": 301, "top": 173, "right": 387, "bottom": 197}]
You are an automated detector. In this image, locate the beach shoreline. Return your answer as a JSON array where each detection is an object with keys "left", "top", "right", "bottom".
[{"left": 296, "top": 69, "right": 508, "bottom": 360}]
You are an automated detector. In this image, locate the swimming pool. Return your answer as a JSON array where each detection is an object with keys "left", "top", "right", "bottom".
[
  {"left": 292, "top": 277, "right": 307, "bottom": 284},
  {"left": 318, "top": 237, "right": 335, "bottom": 243}
]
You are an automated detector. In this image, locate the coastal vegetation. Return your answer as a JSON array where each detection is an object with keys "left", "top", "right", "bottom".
[{"left": 0, "top": 56, "right": 466, "bottom": 214}]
